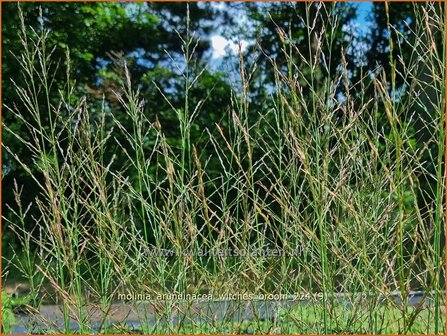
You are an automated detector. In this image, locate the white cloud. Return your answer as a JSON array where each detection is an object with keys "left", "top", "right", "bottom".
[{"left": 211, "top": 35, "right": 247, "bottom": 59}]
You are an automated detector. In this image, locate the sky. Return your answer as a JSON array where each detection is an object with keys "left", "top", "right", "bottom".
[{"left": 210, "top": 2, "right": 373, "bottom": 60}]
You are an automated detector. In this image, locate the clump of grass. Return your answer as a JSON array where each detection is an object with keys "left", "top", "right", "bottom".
[
  {"left": 1, "top": 291, "right": 17, "bottom": 334},
  {"left": 2, "top": 3, "right": 445, "bottom": 334}
]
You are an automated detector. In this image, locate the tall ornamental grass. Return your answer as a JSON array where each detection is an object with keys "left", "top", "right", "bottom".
[{"left": 2, "top": 3, "right": 445, "bottom": 334}]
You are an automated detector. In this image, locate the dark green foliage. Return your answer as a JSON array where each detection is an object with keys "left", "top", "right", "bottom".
[{"left": 2, "top": 2, "right": 232, "bottom": 249}]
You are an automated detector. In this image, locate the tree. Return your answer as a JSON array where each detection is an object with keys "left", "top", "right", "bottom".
[{"left": 2, "top": 2, "right": 232, "bottom": 251}]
